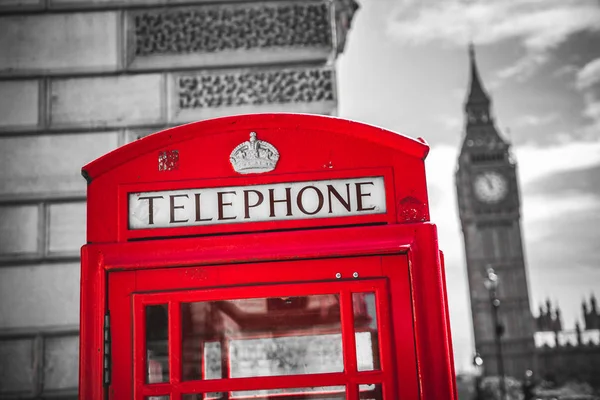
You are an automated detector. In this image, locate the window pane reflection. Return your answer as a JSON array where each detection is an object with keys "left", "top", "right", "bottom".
[
  {"left": 353, "top": 293, "right": 380, "bottom": 371},
  {"left": 359, "top": 383, "right": 382, "bottom": 399},
  {"left": 181, "top": 294, "right": 343, "bottom": 381},
  {"left": 146, "top": 304, "right": 169, "bottom": 384},
  {"left": 183, "top": 386, "right": 347, "bottom": 399}
]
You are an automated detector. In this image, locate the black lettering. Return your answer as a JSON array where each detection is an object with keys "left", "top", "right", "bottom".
[
  {"left": 327, "top": 184, "right": 351, "bottom": 213},
  {"left": 170, "top": 194, "right": 189, "bottom": 223},
  {"left": 243, "top": 190, "right": 264, "bottom": 219},
  {"left": 269, "top": 187, "right": 293, "bottom": 217},
  {"left": 194, "top": 193, "right": 213, "bottom": 222},
  {"left": 217, "top": 191, "right": 237, "bottom": 221},
  {"left": 356, "top": 182, "right": 376, "bottom": 211},
  {"left": 138, "top": 195, "right": 164, "bottom": 225},
  {"left": 297, "top": 186, "right": 324, "bottom": 215}
]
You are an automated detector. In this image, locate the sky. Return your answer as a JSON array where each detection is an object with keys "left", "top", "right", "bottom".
[{"left": 336, "top": 0, "right": 600, "bottom": 371}]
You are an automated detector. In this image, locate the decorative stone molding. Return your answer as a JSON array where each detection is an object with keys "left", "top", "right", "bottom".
[
  {"left": 170, "top": 66, "right": 337, "bottom": 121},
  {"left": 127, "top": 1, "right": 336, "bottom": 70},
  {"left": 133, "top": 2, "right": 331, "bottom": 56},
  {"left": 178, "top": 68, "right": 334, "bottom": 109}
]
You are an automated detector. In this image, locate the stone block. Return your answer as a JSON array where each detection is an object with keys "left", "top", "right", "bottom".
[
  {"left": 0, "top": 132, "right": 118, "bottom": 196},
  {"left": 0, "top": 263, "right": 80, "bottom": 329},
  {"left": 50, "top": 74, "right": 164, "bottom": 128},
  {"left": 0, "top": 12, "right": 119, "bottom": 75},
  {"left": 43, "top": 335, "right": 79, "bottom": 391},
  {"left": 170, "top": 66, "right": 337, "bottom": 122},
  {"left": 0, "top": 0, "right": 43, "bottom": 12},
  {"left": 0, "top": 339, "right": 35, "bottom": 394},
  {"left": 48, "top": 202, "right": 86, "bottom": 255},
  {"left": 0, "top": 80, "right": 40, "bottom": 130},
  {"left": 119, "top": 127, "right": 163, "bottom": 146},
  {"left": 126, "top": 1, "right": 333, "bottom": 70},
  {"left": 0, "top": 205, "right": 39, "bottom": 256}
]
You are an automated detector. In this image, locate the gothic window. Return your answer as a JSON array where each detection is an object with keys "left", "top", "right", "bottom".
[{"left": 468, "top": 110, "right": 477, "bottom": 123}]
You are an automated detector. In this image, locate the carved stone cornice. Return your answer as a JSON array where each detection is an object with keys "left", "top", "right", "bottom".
[
  {"left": 170, "top": 66, "right": 337, "bottom": 121},
  {"left": 334, "top": 0, "right": 360, "bottom": 54},
  {"left": 128, "top": 1, "right": 334, "bottom": 70},
  {"left": 177, "top": 67, "right": 335, "bottom": 110}
]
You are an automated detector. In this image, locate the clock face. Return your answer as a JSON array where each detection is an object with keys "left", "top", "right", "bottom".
[{"left": 473, "top": 171, "right": 508, "bottom": 203}]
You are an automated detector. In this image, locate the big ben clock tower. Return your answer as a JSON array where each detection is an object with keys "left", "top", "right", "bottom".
[{"left": 456, "top": 45, "right": 535, "bottom": 377}]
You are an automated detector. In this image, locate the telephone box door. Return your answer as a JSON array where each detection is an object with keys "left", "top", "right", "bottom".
[{"left": 108, "top": 254, "right": 416, "bottom": 400}]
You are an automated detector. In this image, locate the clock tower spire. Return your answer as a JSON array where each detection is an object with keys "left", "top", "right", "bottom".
[
  {"left": 455, "top": 44, "right": 535, "bottom": 378},
  {"left": 466, "top": 43, "right": 490, "bottom": 109}
]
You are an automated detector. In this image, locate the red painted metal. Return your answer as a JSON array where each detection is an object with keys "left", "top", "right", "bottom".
[{"left": 80, "top": 113, "right": 456, "bottom": 400}]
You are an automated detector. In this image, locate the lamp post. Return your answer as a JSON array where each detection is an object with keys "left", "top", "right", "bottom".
[
  {"left": 472, "top": 352, "right": 484, "bottom": 400},
  {"left": 484, "top": 267, "right": 507, "bottom": 400}
]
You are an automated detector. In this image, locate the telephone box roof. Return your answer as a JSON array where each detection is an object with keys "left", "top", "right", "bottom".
[{"left": 83, "top": 113, "right": 429, "bottom": 181}]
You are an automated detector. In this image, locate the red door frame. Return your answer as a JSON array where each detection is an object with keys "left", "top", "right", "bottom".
[
  {"left": 81, "top": 223, "right": 455, "bottom": 400},
  {"left": 125, "top": 275, "right": 394, "bottom": 400}
]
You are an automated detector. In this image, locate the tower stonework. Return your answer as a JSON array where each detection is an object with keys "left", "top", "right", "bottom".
[
  {"left": 455, "top": 46, "right": 535, "bottom": 378},
  {"left": 0, "top": 1, "right": 358, "bottom": 397}
]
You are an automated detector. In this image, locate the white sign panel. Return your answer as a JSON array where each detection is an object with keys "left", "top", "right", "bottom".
[{"left": 128, "top": 176, "right": 386, "bottom": 229}]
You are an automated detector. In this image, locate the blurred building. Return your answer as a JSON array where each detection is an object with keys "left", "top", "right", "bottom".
[
  {"left": 534, "top": 296, "right": 600, "bottom": 389},
  {"left": 0, "top": 1, "right": 358, "bottom": 398},
  {"left": 455, "top": 45, "right": 536, "bottom": 378}
]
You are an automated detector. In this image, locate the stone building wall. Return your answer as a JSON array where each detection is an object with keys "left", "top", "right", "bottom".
[{"left": 0, "top": 1, "right": 358, "bottom": 397}]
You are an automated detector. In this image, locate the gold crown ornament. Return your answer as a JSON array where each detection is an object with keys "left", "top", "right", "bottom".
[{"left": 230, "top": 132, "right": 280, "bottom": 174}]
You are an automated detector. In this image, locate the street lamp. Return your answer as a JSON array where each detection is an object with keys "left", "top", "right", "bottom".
[
  {"left": 484, "top": 267, "right": 507, "bottom": 400},
  {"left": 472, "top": 352, "right": 484, "bottom": 400}
]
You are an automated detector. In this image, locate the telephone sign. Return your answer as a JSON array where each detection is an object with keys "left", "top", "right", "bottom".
[{"left": 79, "top": 113, "right": 457, "bottom": 400}]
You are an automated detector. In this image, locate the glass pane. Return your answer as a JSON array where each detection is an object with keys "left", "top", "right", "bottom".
[
  {"left": 146, "top": 304, "right": 169, "bottom": 384},
  {"left": 183, "top": 386, "right": 346, "bottom": 400},
  {"left": 234, "top": 386, "right": 346, "bottom": 399},
  {"left": 353, "top": 293, "right": 380, "bottom": 371},
  {"left": 359, "top": 384, "right": 382, "bottom": 400},
  {"left": 182, "top": 294, "right": 343, "bottom": 381},
  {"left": 146, "top": 397, "right": 169, "bottom": 400}
]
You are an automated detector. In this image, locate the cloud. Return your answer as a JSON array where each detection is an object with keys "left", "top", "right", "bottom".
[
  {"left": 583, "top": 97, "right": 600, "bottom": 121},
  {"left": 496, "top": 52, "right": 548, "bottom": 81},
  {"left": 514, "top": 113, "right": 559, "bottom": 128},
  {"left": 388, "top": 0, "right": 600, "bottom": 48},
  {"left": 438, "top": 115, "right": 462, "bottom": 130},
  {"left": 576, "top": 57, "right": 600, "bottom": 90},
  {"left": 553, "top": 64, "right": 578, "bottom": 78},
  {"left": 575, "top": 60, "right": 600, "bottom": 134},
  {"left": 515, "top": 139, "right": 600, "bottom": 184},
  {"left": 387, "top": 0, "right": 600, "bottom": 80}
]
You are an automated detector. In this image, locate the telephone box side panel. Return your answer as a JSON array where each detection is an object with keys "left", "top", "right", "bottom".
[
  {"left": 439, "top": 250, "right": 458, "bottom": 399},
  {"left": 381, "top": 255, "right": 420, "bottom": 400},
  {"left": 409, "top": 224, "right": 456, "bottom": 400},
  {"left": 86, "top": 178, "right": 119, "bottom": 243},
  {"left": 79, "top": 245, "right": 106, "bottom": 400}
]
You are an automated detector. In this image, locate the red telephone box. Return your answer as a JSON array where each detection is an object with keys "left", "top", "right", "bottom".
[{"left": 79, "top": 113, "right": 456, "bottom": 400}]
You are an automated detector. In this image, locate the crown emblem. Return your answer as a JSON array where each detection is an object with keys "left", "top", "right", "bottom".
[{"left": 230, "top": 132, "right": 280, "bottom": 174}]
